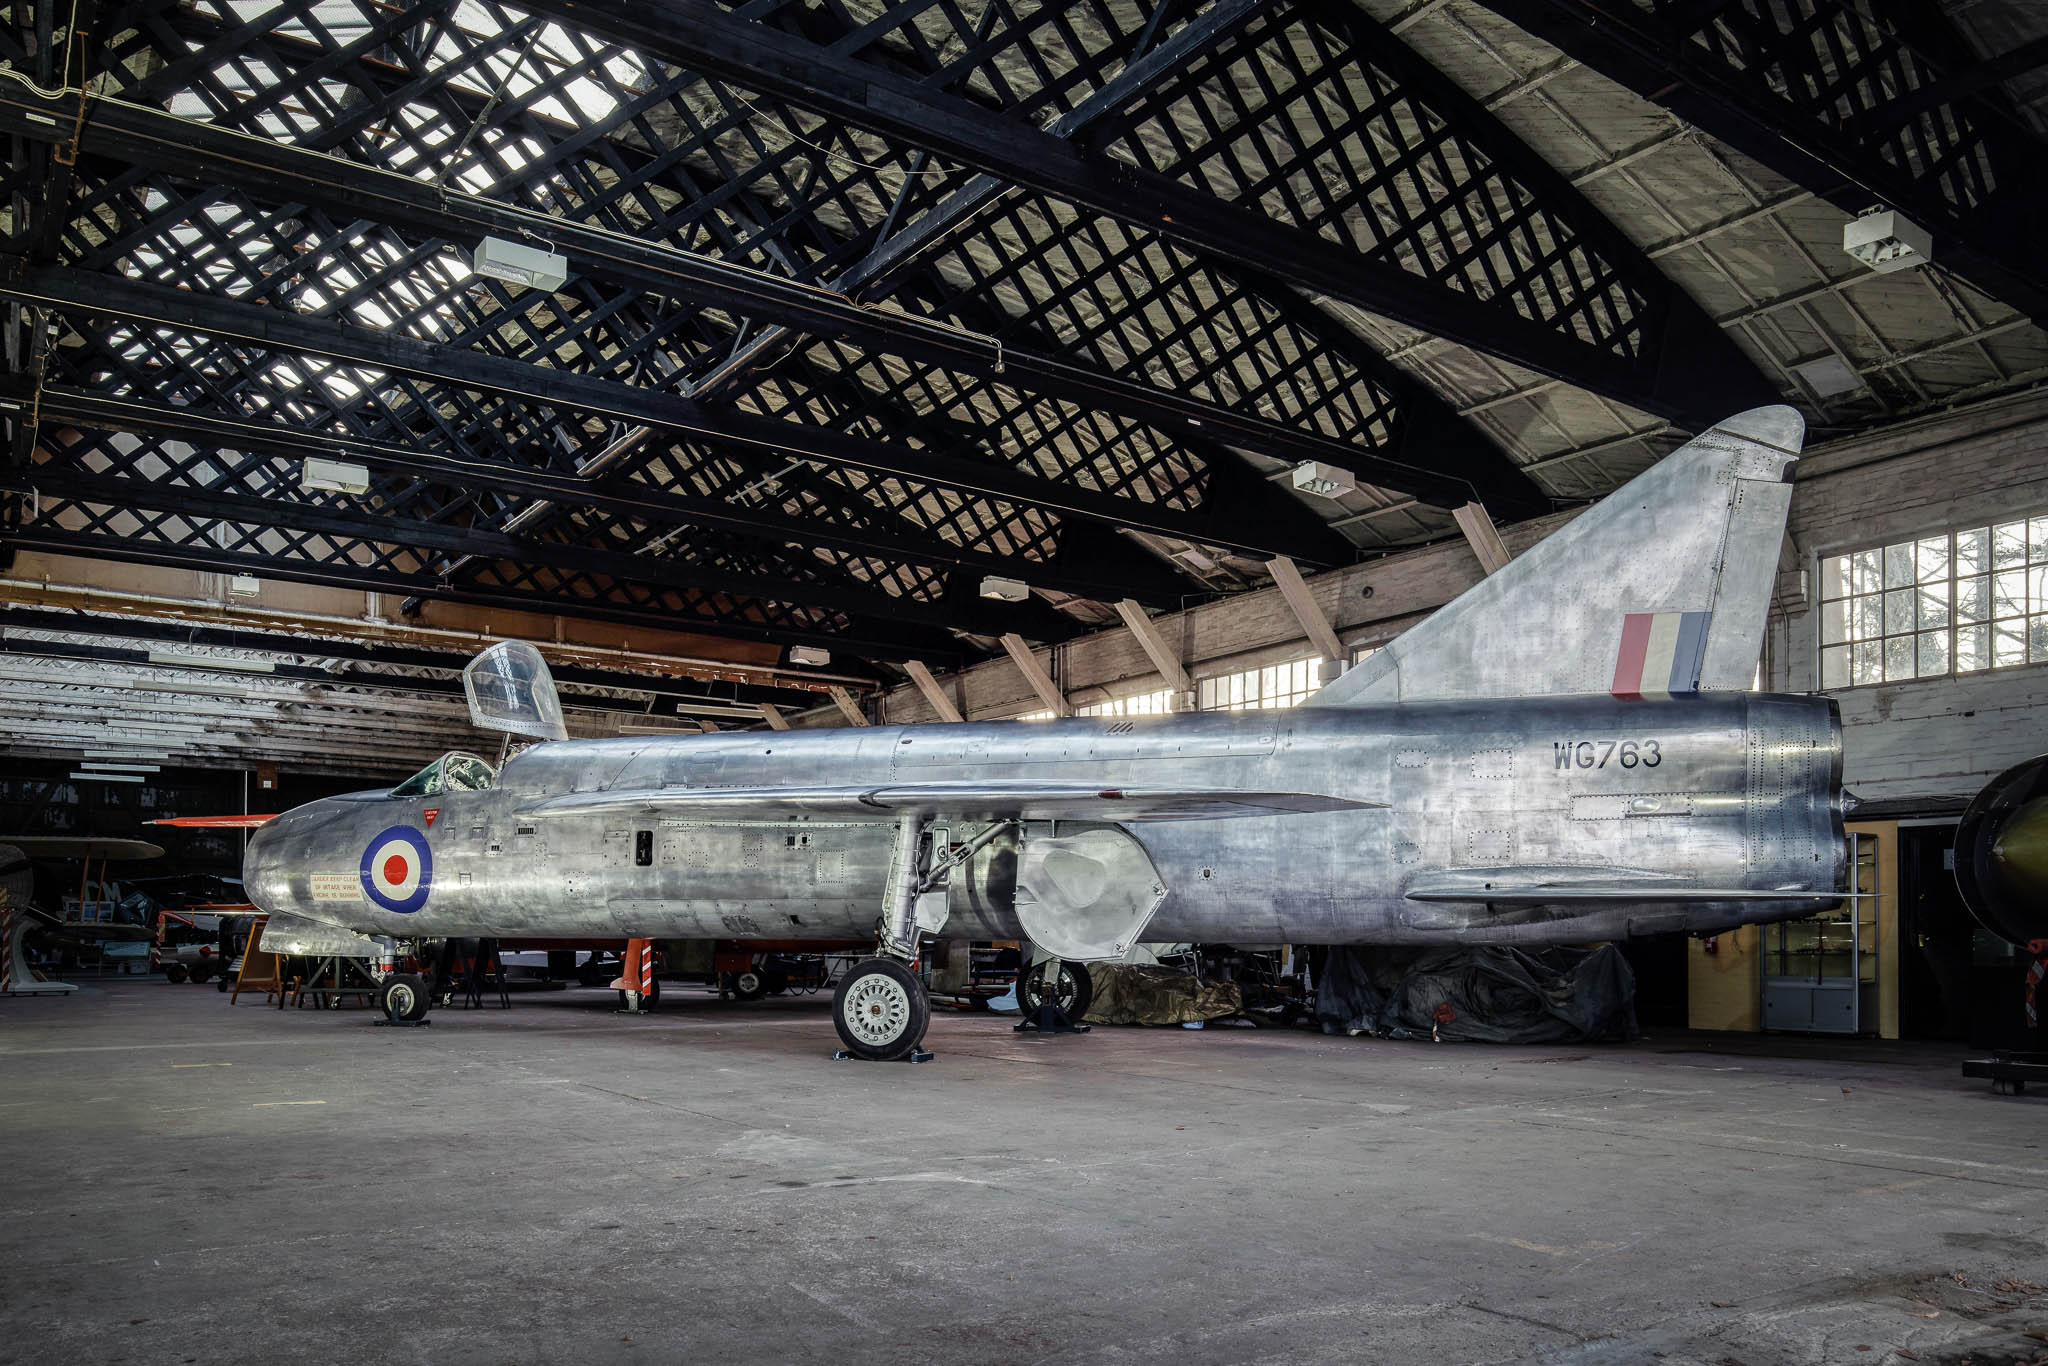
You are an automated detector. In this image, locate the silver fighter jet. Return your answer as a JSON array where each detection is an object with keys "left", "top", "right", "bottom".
[{"left": 245, "top": 405, "right": 1847, "bottom": 1059}]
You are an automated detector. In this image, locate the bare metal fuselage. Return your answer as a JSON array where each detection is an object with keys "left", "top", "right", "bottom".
[{"left": 247, "top": 691, "right": 1845, "bottom": 950}]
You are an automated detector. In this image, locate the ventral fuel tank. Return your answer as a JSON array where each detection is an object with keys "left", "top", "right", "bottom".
[{"left": 1956, "top": 753, "right": 2048, "bottom": 946}]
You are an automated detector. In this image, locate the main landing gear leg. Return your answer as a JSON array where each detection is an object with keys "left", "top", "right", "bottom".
[{"left": 834, "top": 813, "right": 936, "bottom": 1062}]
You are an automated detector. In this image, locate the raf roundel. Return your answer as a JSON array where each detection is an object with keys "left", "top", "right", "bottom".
[{"left": 359, "top": 825, "right": 433, "bottom": 914}]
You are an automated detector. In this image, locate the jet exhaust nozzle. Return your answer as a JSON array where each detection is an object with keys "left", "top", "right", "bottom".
[{"left": 1955, "top": 753, "right": 2048, "bottom": 946}]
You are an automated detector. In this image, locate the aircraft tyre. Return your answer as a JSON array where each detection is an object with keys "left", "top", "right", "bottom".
[
  {"left": 728, "top": 968, "right": 768, "bottom": 1001},
  {"left": 833, "top": 959, "right": 929, "bottom": 1061},
  {"left": 192, "top": 963, "right": 214, "bottom": 983},
  {"left": 164, "top": 962, "right": 188, "bottom": 984},
  {"left": 377, "top": 972, "right": 432, "bottom": 1023},
  {"left": 1018, "top": 959, "right": 1094, "bottom": 1022}
]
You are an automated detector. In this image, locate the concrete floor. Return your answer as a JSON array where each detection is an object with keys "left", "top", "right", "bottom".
[{"left": 4, "top": 981, "right": 2048, "bottom": 1366}]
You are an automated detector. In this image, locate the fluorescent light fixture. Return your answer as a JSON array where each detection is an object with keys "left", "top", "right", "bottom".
[
  {"left": 788, "top": 645, "right": 832, "bottom": 667},
  {"left": 1290, "top": 460, "right": 1357, "bottom": 498},
  {"left": 86, "top": 750, "right": 169, "bottom": 761},
  {"left": 1793, "top": 355, "right": 1861, "bottom": 398},
  {"left": 473, "top": 236, "right": 570, "bottom": 292},
  {"left": 81, "top": 762, "right": 160, "bottom": 773},
  {"left": 147, "top": 651, "right": 277, "bottom": 674},
  {"left": 979, "top": 575, "right": 1029, "bottom": 602},
  {"left": 1843, "top": 208, "right": 1933, "bottom": 274},
  {"left": 70, "top": 770, "right": 145, "bottom": 783},
  {"left": 301, "top": 456, "right": 371, "bottom": 495}
]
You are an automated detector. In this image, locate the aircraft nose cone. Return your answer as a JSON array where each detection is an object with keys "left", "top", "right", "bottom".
[
  {"left": 242, "top": 815, "right": 289, "bottom": 914},
  {"left": 1992, "top": 797, "right": 2048, "bottom": 889},
  {"left": 1957, "top": 755, "right": 2048, "bottom": 945}
]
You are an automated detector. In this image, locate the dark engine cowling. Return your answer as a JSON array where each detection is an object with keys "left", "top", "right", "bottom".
[{"left": 1956, "top": 754, "right": 2048, "bottom": 946}]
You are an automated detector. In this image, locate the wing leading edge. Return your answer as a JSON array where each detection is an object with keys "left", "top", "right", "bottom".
[{"left": 523, "top": 782, "right": 1381, "bottom": 823}]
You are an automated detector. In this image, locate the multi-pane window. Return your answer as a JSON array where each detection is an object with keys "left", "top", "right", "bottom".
[
  {"left": 1013, "top": 710, "right": 1057, "bottom": 722},
  {"left": 1196, "top": 657, "right": 1323, "bottom": 711},
  {"left": 1820, "top": 517, "right": 2048, "bottom": 688},
  {"left": 1075, "top": 689, "right": 1174, "bottom": 717}
]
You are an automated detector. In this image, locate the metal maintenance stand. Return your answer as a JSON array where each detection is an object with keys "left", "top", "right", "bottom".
[{"left": 1964, "top": 939, "right": 2048, "bottom": 1093}]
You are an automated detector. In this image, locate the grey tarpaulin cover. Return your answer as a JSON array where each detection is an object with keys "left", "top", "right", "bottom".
[
  {"left": 1084, "top": 963, "right": 1241, "bottom": 1025},
  {"left": 1315, "top": 945, "right": 1638, "bottom": 1043}
]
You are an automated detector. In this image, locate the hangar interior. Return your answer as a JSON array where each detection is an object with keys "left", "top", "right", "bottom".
[{"left": 7, "top": 0, "right": 2048, "bottom": 1362}]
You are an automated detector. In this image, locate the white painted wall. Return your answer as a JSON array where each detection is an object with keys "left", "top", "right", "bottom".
[
  {"left": 809, "top": 391, "right": 2048, "bottom": 811},
  {"left": 1774, "top": 391, "right": 2048, "bottom": 805}
]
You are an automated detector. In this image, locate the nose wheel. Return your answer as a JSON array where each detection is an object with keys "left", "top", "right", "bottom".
[
  {"left": 374, "top": 972, "right": 433, "bottom": 1026},
  {"left": 832, "top": 959, "right": 931, "bottom": 1061}
]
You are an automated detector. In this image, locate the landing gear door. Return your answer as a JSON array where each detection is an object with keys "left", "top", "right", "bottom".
[
  {"left": 463, "top": 642, "right": 568, "bottom": 743},
  {"left": 1013, "top": 822, "right": 1166, "bottom": 963}
]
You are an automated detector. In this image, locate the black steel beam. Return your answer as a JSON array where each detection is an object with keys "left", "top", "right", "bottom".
[
  {"left": 0, "top": 604, "right": 822, "bottom": 708},
  {"left": 1470, "top": 0, "right": 2048, "bottom": 324},
  {"left": 20, "top": 462, "right": 1082, "bottom": 650},
  {"left": 3, "top": 515, "right": 966, "bottom": 667},
  {"left": 1, "top": 263, "right": 1346, "bottom": 564},
  {"left": 0, "top": 84, "right": 1504, "bottom": 523},
  {"left": 30, "top": 387, "right": 1187, "bottom": 608},
  {"left": 0, "top": 631, "right": 755, "bottom": 720},
  {"left": 523, "top": 0, "right": 1776, "bottom": 430}
]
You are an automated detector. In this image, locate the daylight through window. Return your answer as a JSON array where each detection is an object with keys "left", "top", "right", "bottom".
[
  {"left": 1196, "top": 658, "right": 1323, "bottom": 711},
  {"left": 1074, "top": 690, "right": 1174, "bottom": 717},
  {"left": 1820, "top": 518, "right": 2048, "bottom": 688}
]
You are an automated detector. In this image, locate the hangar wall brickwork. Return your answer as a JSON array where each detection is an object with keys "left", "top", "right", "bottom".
[
  {"left": 1777, "top": 390, "right": 2048, "bottom": 806},
  {"left": 828, "top": 391, "right": 2048, "bottom": 811}
]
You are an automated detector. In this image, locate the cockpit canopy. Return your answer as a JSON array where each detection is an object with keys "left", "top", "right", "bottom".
[{"left": 389, "top": 751, "right": 497, "bottom": 798}]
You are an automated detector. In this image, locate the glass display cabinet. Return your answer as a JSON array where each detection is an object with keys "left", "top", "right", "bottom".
[{"left": 1760, "top": 832, "right": 1879, "bottom": 1034}]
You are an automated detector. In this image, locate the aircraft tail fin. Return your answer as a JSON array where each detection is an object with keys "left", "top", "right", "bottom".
[{"left": 1307, "top": 405, "right": 1804, "bottom": 708}]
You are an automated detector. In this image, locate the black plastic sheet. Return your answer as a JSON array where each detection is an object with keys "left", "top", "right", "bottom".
[{"left": 1315, "top": 944, "right": 1638, "bottom": 1043}]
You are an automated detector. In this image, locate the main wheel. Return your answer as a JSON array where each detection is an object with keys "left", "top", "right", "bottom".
[
  {"left": 833, "top": 959, "right": 930, "bottom": 1061},
  {"left": 728, "top": 967, "right": 768, "bottom": 1001},
  {"left": 1018, "top": 959, "right": 1095, "bottom": 1022},
  {"left": 376, "top": 972, "right": 431, "bottom": 1023},
  {"left": 164, "top": 962, "right": 189, "bottom": 984}
]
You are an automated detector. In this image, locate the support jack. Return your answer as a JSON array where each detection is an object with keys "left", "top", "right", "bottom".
[
  {"left": 1014, "top": 996, "right": 1090, "bottom": 1038},
  {"left": 833, "top": 1046, "right": 934, "bottom": 1063}
]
